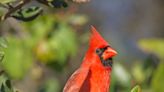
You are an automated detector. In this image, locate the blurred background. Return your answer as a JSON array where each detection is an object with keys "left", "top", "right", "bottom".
[{"left": 0, "top": 0, "right": 164, "bottom": 92}]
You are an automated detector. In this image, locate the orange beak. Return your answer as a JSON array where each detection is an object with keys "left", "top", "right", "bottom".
[{"left": 102, "top": 47, "right": 117, "bottom": 60}]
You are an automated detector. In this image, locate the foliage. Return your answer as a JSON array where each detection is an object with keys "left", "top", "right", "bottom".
[
  {"left": 0, "top": 0, "right": 163, "bottom": 92},
  {"left": 0, "top": 37, "right": 7, "bottom": 62},
  {"left": 0, "top": 75, "right": 16, "bottom": 92},
  {"left": 130, "top": 85, "right": 141, "bottom": 92},
  {"left": 109, "top": 38, "right": 163, "bottom": 92},
  {"left": 138, "top": 38, "right": 164, "bottom": 92},
  {"left": 151, "top": 63, "right": 164, "bottom": 92},
  {"left": 2, "top": 36, "right": 33, "bottom": 79},
  {"left": 0, "top": 0, "right": 89, "bottom": 91},
  {"left": 0, "top": 0, "right": 89, "bottom": 21},
  {"left": 0, "top": 0, "right": 16, "bottom": 4},
  {"left": 138, "top": 38, "right": 164, "bottom": 60},
  {"left": 113, "top": 63, "right": 131, "bottom": 87},
  {"left": 39, "top": 78, "right": 60, "bottom": 92}
]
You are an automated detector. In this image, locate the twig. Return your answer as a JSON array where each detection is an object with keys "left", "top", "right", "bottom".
[{"left": 1, "top": 0, "right": 31, "bottom": 21}]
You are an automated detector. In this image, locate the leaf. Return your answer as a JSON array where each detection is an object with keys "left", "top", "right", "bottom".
[
  {"left": 35, "top": 23, "right": 78, "bottom": 69},
  {"left": 11, "top": 6, "right": 43, "bottom": 22},
  {"left": 131, "top": 85, "right": 141, "bottom": 92},
  {"left": 151, "top": 63, "right": 164, "bottom": 92},
  {"left": 138, "top": 38, "right": 164, "bottom": 60},
  {"left": 5, "top": 80, "right": 11, "bottom": 89},
  {"left": 2, "top": 36, "right": 33, "bottom": 79},
  {"left": 23, "top": 14, "right": 55, "bottom": 43},
  {"left": 47, "top": 23, "right": 77, "bottom": 65},
  {"left": 23, "top": 14, "right": 78, "bottom": 71},
  {"left": 0, "top": 75, "right": 14, "bottom": 92}
]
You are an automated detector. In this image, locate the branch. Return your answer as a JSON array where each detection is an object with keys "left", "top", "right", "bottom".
[{"left": 1, "top": 0, "right": 31, "bottom": 21}]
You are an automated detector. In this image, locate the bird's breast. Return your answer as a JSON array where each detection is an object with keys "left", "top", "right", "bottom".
[{"left": 90, "top": 65, "right": 111, "bottom": 92}]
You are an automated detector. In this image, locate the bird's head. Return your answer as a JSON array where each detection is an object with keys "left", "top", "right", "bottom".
[{"left": 88, "top": 26, "right": 117, "bottom": 67}]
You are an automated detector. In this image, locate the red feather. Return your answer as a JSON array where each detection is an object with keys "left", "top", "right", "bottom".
[{"left": 63, "top": 26, "right": 117, "bottom": 92}]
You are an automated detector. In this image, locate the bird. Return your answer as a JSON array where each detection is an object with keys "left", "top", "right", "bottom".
[{"left": 63, "top": 26, "right": 117, "bottom": 92}]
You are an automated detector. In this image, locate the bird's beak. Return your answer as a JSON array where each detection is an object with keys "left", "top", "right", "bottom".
[{"left": 102, "top": 47, "right": 117, "bottom": 60}]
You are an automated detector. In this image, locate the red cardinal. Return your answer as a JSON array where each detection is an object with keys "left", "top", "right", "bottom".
[{"left": 63, "top": 26, "right": 117, "bottom": 92}]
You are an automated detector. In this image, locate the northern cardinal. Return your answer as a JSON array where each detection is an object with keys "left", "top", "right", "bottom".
[{"left": 63, "top": 26, "right": 117, "bottom": 92}]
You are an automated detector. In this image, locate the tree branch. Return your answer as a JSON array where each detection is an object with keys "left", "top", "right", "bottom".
[{"left": 1, "top": 0, "right": 31, "bottom": 21}]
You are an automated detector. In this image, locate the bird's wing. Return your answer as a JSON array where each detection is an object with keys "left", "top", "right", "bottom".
[{"left": 63, "top": 67, "right": 90, "bottom": 92}]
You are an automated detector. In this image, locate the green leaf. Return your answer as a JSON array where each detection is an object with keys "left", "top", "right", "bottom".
[
  {"left": 11, "top": 6, "right": 43, "bottom": 22},
  {"left": 2, "top": 36, "right": 33, "bottom": 79},
  {"left": 151, "top": 63, "right": 164, "bottom": 92},
  {"left": 47, "top": 23, "right": 77, "bottom": 65},
  {"left": 0, "top": 75, "right": 14, "bottom": 92},
  {"left": 23, "top": 14, "right": 78, "bottom": 71},
  {"left": 131, "top": 85, "right": 141, "bottom": 92},
  {"left": 23, "top": 15, "right": 56, "bottom": 43},
  {"left": 5, "top": 80, "right": 11, "bottom": 89},
  {"left": 138, "top": 38, "right": 164, "bottom": 60}
]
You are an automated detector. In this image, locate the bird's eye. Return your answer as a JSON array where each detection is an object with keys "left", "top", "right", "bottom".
[{"left": 96, "top": 49, "right": 102, "bottom": 55}]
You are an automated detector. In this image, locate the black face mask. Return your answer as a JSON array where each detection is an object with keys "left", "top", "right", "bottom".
[{"left": 96, "top": 46, "right": 113, "bottom": 67}]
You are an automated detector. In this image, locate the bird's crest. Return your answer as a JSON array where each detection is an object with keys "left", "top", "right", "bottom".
[{"left": 89, "top": 26, "right": 108, "bottom": 49}]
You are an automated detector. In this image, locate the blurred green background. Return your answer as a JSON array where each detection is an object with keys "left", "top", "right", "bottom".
[{"left": 0, "top": 0, "right": 164, "bottom": 92}]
